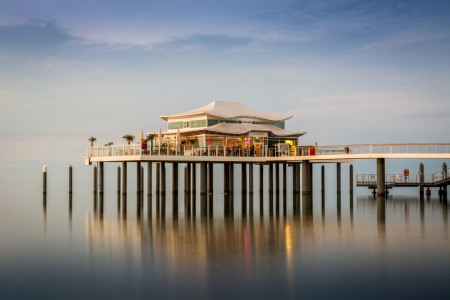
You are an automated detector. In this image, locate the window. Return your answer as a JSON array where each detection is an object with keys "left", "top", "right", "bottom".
[{"left": 168, "top": 122, "right": 182, "bottom": 130}]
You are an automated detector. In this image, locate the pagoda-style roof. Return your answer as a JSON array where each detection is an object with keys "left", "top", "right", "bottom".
[
  {"left": 150, "top": 123, "right": 306, "bottom": 138},
  {"left": 160, "top": 101, "right": 292, "bottom": 122}
]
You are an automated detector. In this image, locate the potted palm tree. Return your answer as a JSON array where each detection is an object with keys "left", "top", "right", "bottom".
[
  {"left": 144, "top": 134, "right": 156, "bottom": 154},
  {"left": 88, "top": 137, "right": 97, "bottom": 147},
  {"left": 122, "top": 135, "right": 135, "bottom": 145},
  {"left": 104, "top": 142, "right": 113, "bottom": 155}
]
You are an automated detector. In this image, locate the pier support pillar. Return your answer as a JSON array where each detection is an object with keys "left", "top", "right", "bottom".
[
  {"left": 140, "top": 165, "right": 144, "bottom": 200},
  {"left": 349, "top": 164, "right": 353, "bottom": 194},
  {"left": 259, "top": 165, "right": 263, "bottom": 193},
  {"left": 275, "top": 163, "right": 280, "bottom": 195},
  {"left": 208, "top": 163, "right": 213, "bottom": 194},
  {"left": 161, "top": 162, "right": 166, "bottom": 195},
  {"left": 296, "top": 163, "right": 301, "bottom": 194},
  {"left": 419, "top": 163, "right": 424, "bottom": 196},
  {"left": 229, "top": 163, "right": 234, "bottom": 194},
  {"left": 172, "top": 162, "right": 178, "bottom": 194},
  {"left": 377, "top": 159, "right": 385, "bottom": 196},
  {"left": 309, "top": 163, "right": 313, "bottom": 193},
  {"left": 69, "top": 165, "right": 72, "bottom": 194},
  {"left": 336, "top": 163, "right": 341, "bottom": 194},
  {"left": 282, "top": 163, "right": 287, "bottom": 194},
  {"left": 93, "top": 165, "right": 97, "bottom": 195},
  {"left": 200, "top": 162, "right": 207, "bottom": 195},
  {"left": 122, "top": 162, "right": 127, "bottom": 196},
  {"left": 269, "top": 163, "right": 273, "bottom": 194},
  {"left": 156, "top": 163, "right": 160, "bottom": 194},
  {"left": 184, "top": 166, "right": 188, "bottom": 193},
  {"left": 249, "top": 163, "right": 253, "bottom": 194},
  {"left": 321, "top": 165, "right": 325, "bottom": 193},
  {"left": 224, "top": 163, "right": 229, "bottom": 195},
  {"left": 99, "top": 162, "right": 104, "bottom": 196},
  {"left": 192, "top": 163, "right": 196, "bottom": 195},
  {"left": 241, "top": 163, "right": 247, "bottom": 194},
  {"left": 117, "top": 166, "right": 121, "bottom": 208},
  {"left": 292, "top": 164, "right": 297, "bottom": 194},
  {"left": 443, "top": 163, "right": 447, "bottom": 196},
  {"left": 136, "top": 162, "right": 141, "bottom": 197},
  {"left": 187, "top": 163, "right": 191, "bottom": 194},
  {"left": 302, "top": 161, "right": 311, "bottom": 194},
  {"left": 43, "top": 165, "right": 47, "bottom": 195},
  {"left": 147, "top": 162, "right": 152, "bottom": 196}
]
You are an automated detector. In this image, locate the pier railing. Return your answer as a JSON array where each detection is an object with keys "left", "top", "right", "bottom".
[
  {"left": 87, "top": 143, "right": 450, "bottom": 159},
  {"left": 357, "top": 169, "right": 449, "bottom": 186},
  {"left": 299, "top": 143, "right": 450, "bottom": 156}
]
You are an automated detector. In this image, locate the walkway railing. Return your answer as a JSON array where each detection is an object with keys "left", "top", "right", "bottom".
[
  {"left": 357, "top": 169, "right": 450, "bottom": 186},
  {"left": 87, "top": 143, "right": 450, "bottom": 159},
  {"left": 300, "top": 143, "right": 450, "bottom": 156}
]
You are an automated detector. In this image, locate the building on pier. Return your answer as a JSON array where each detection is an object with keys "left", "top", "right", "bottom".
[{"left": 149, "top": 101, "right": 306, "bottom": 156}]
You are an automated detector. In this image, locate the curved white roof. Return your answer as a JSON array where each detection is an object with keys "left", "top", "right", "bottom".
[{"left": 160, "top": 101, "right": 292, "bottom": 122}]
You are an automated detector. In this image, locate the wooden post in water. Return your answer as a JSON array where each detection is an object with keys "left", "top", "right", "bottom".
[
  {"left": 93, "top": 165, "right": 97, "bottom": 195},
  {"left": 269, "top": 163, "right": 273, "bottom": 195},
  {"left": 321, "top": 165, "right": 325, "bottom": 193},
  {"left": 292, "top": 164, "right": 297, "bottom": 194},
  {"left": 200, "top": 162, "right": 207, "bottom": 195},
  {"left": 349, "top": 164, "right": 353, "bottom": 194},
  {"left": 419, "top": 163, "right": 424, "bottom": 196},
  {"left": 259, "top": 164, "right": 263, "bottom": 193},
  {"left": 275, "top": 163, "right": 280, "bottom": 195},
  {"left": 69, "top": 165, "right": 72, "bottom": 194},
  {"left": 208, "top": 163, "right": 213, "bottom": 194},
  {"left": 249, "top": 163, "right": 253, "bottom": 195},
  {"left": 282, "top": 163, "right": 287, "bottom": 194},
  {"left": 443, "top": 163, "right": 447, "bottom": 196},
  {"left": 122, "top": 162, "right": 127, "bottom": 196},
  {"left": 187, "top": 163, "right": 191, "bottom": 194},
  {"left": 241, "top": 163, "right": 247, "bottom": 194},
  {"left": 376, "top": 159, "right": 384, "bottom": 196},
  {"left": 136, "top": 162, "right": 141, "bottom": 197},
  {"left": 224, "top": 163, "right": 229, "bottom": 195},
  {"left": 309, "top": 163, "right": 313, "bottom": 193},
  {"left": 173, "top": 162, "right": 178, "bottom": 194},
  {"left": 192, "top": 163, "right": 196, "bottom": 195},
  {"left": 43, "top": 165, "right": 47, "bottom": 195},
  {"left": 147, "top": 162, "right": 152, "bottom": 196},
  {"left": 229, "top": 163, "right": 234, "bottom": 194},
  {"left": 117, "top": 166, "right": 121, "bottom": 208},
  {"left": 302, "top": 161, "right": 310, "bottom": 194},
  {"left": 161, "top": 162, "right": 166, "bottom": 195},
  {"left": 336, "top": 162, "right": 341, "bottom": 194},
  {"left": 141, "top": 165, "right": 144, "bottom": 202},
  {"left": 296, "top": 163, "right": 301, "bottom": 194},
  {"left": 99, "top": 162, "right": 104, "bottom": 196},
  {"left": 156, "top": 163, "right": 160, "bottom": 194}
]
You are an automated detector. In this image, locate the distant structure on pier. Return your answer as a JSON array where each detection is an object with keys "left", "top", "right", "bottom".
[{"left": 151, "top": 101, "right": 306, "bottom": 156}]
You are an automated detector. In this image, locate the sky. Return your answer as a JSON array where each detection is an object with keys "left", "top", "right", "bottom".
[{"left": 1, "top": 0, "right": 450, "bottom": 169}]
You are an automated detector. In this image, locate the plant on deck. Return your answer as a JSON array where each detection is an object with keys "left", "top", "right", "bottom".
[
  {"left": 144, "top": 134, "right": 156, "bottom": 150},
  {"left": 122, "top": 135, "right": 135, "bottom": 145},
  {"left": 104, "top": 142, "right": 113, "bottom": 146},
  {"left": 88, "top": 137, "right": 97, "bottom": 147}
]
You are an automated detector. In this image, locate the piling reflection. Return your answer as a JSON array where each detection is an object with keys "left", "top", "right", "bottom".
[{"left": 377, "top": 196, "right": 386, "bottom": 241}]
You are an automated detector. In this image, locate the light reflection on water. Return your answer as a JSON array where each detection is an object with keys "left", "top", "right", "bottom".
[{"left": 1, "top": 178, "right": 450, "bottom": 299}]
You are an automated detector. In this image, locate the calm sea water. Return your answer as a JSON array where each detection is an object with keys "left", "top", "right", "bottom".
[{"left": 0, "top": 162, "right": 449, "bottom": 299}]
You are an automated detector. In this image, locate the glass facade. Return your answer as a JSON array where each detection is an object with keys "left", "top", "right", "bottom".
[{"left": 170, "top": 119, "right": 285, "bottom": 130}]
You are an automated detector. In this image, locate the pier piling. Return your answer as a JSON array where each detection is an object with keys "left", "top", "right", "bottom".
[
  {"left": 302, "top": 161, "right": 311, "bottom": 194},
  {"left": 249, "top": 163, "right": 253, "bottom": 195},
  {"left": 117, "top": 166, "right": 121, "bottom": 208},
  {"left": 259, "top": 165, "right": 263, "bottom": 193},
  {"left": 43, "top": 165, "right": 47, "bottom": 195},
  {"left": 377, "top": 159, "right": 385, "bottom": 196},
  {"left": 309, "top": 163, "right": 313, "bottom": 194},
  {"left": 173, "top": 162, "right": 178, "bottom": 194},
  {"left": 136, "top": 162, "right": 141, "bottom": 197},
  {"left": 99, "top": 162, "right": 104, "bottom": 196},
  {"left": 443, "top": 163, "right": 447, "bottom": 196},
  {"left": 336, "top": 163, "right": 341, "bottom": 194},
  {"left": 282, "top": 163, "right": 286, "bottom": 194},
  {"left": 241, "top": 163, "right": 247, "bottom": 194},
  {"left": 349, "top": 164, "right": 353, "bottom": 194},
  {"left": 122, "top": 162, "right": 127, "bottom": 196},
  {"left": 275, "top": 163, "right": 279, "bottom": 195},
  {"left": 147, "top": 162, "right": 152, "bottom": 196},
  {"left": 208, "top": 163, "right": 213, "bottom": 194},
  {"left": 141, "top": 165, "right": 144, "bottom": 203},
  {"left": 69, "top": 165, "right": 72, "bottom": 194},
  {"left": 269, "top": 163, "right": 273, "bottom": 195},
  {"left": 192, "top": 163, "right": 196, "bottom": 195},
  {"left": 156, "top": 163, "right": 160, "bottom": 194},
  {"left": 229, "top": 163, "right": 234, "bottom": 194},
  {"left": 161, "top": 162, "right": 166, "bottom": 195},
  {"left": 93, "top": 165, "right": 97, "bottom": 195},
  {"left": 321, "top": 165, "right": 325, "bottom": 193},
  {"left": 200, "top": 162, "right": 207, "bottom": 195},
  {"left": 419, "top": 163, "right": 424, "bottom": 196}
]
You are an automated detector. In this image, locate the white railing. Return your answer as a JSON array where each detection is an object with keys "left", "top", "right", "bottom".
[
  {"left": 298, "top": 143, "right": 450, "bottom": 156},
  {"left": 87, "top": 143, "right": 450, "bottom": 159},
  {"left": 357, "top": 169, "right": 450, "bottom": 185}
]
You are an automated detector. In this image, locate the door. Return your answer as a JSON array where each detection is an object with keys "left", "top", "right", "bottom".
[{"left": 254, "top": 143, "right": 264, "bottom": 157}]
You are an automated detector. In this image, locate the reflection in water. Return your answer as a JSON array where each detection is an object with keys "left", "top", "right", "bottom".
[{"left": 377, "top": 196, "right": 386, "bottom": 241}]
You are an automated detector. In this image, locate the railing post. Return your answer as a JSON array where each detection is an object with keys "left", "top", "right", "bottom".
[
  {"left": 208, "top": 146, "right": 210, "bottom": 156},
  {"left": 158, "top": 145, "right": 160, "bottom": 156}
]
